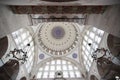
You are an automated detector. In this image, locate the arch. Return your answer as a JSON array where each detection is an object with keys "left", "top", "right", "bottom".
[
  {"left": 36, "top": 58, "right": 81, "bottom": 79},
  {"left": 20, "top": 76, "right": 27, "bottom": 80},
  {"left": 34, "top": 57, "right": 83, "bottom": 79},
  {"left": 90, "top": 75, "right": 98, "bottom": 80}
]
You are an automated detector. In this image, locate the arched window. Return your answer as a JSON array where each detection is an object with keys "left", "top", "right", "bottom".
[
  {"left": 12, "top": 28, "right": 34, "bottom": 73},
  {"left": 37, "top": 59, "right": 81, "bottom": 79},
  {"left": 82, "top": 27, "right": 104, "bottom": 71}
]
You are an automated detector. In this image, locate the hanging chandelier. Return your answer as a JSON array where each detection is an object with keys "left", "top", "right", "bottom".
[{"left": 6, "top": 43, "right": 30, "bottom": 64}]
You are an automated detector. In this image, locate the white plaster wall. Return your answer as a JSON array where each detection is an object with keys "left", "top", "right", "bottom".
[
  {"left": 86, "top": 5, "right": 120, "bottom": 38},
  {"left": 0, "top": 5, "right": 30, "bottom": 38}
]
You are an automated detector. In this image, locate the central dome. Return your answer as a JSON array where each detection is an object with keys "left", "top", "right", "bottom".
[{"left": 37, "top": 22, "right": 79, "bottom": 56}]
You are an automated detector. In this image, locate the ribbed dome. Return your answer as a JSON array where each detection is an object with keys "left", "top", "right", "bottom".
[{"left": 37, "top": 22, "right": 79, "bottom": 56}]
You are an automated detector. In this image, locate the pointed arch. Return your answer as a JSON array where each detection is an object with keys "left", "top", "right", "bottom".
[{"left": 36, "top": 58, "right": 82, "bottom": 79}]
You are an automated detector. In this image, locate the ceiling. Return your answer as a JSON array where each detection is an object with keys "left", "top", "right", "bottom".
[
  {"left": 0, "top": 0, "right": 120, "bottom": 5},
  {"left": 10, "top": 6, "right": 107, "bottom": 14},
  {"left": 36, "top": 22, "right": 79, "bottom": 56}
]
